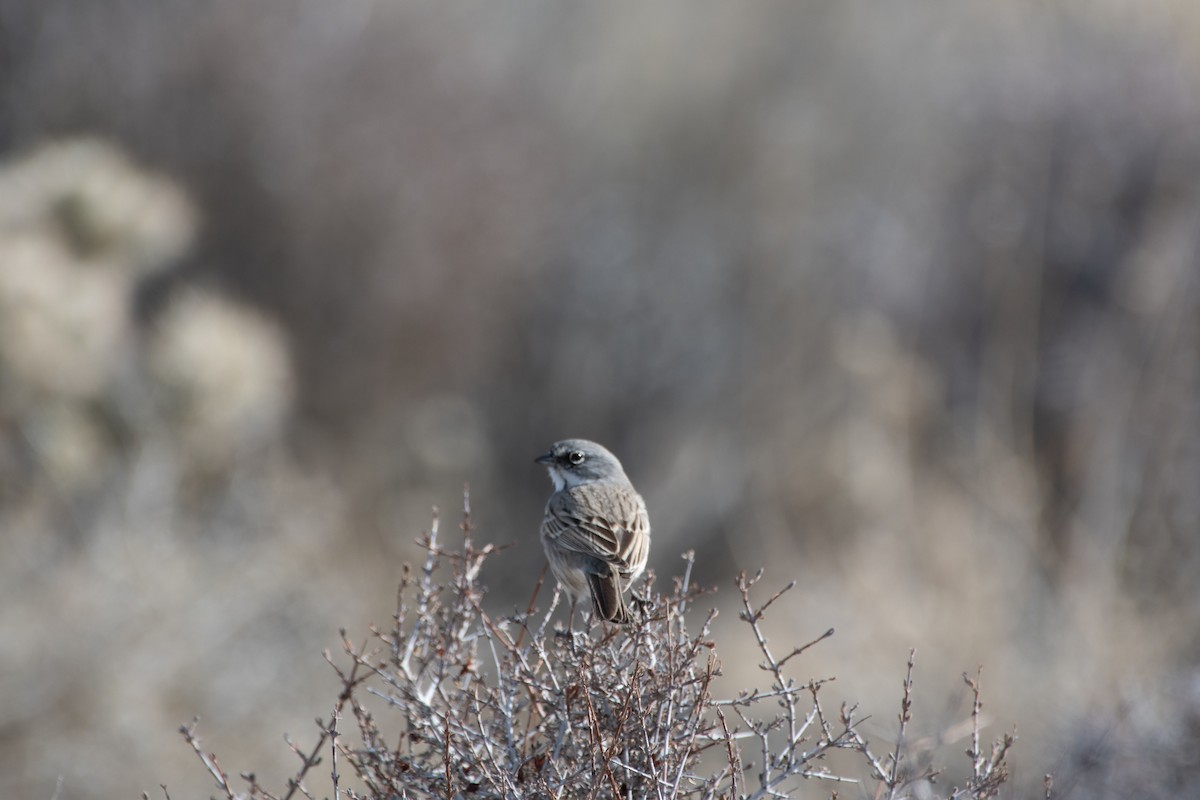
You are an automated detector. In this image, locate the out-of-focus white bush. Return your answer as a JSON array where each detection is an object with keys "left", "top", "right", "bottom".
[
  {"left": 0, "top": 137, "right": 195, "bottom": 270},
  {"left": 0, "top": 136, "right": 312, "bottom": 800},
  {"left": 147, "top": 288, "right": 293, "bottom": 469},
  {"left": 0, "top": 236, "right": 130, "bottom": 405},
  {"left": 0, "top": 137, "right": 197, "bottom": 412},
  {"left": 0, "top": 138, "right": 197, "bottom": 502},
  {"left": 0, "top": 136, "right": 294, "bottom": 498}
]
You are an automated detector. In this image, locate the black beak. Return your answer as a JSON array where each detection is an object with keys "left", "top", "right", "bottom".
[{"left": 535, "top": 451, "right": 555, "bottom": 465}]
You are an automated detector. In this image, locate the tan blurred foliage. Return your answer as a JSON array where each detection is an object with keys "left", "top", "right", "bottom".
[{"left": 1, "top": 2, "right": 1199, "bottom": 799}]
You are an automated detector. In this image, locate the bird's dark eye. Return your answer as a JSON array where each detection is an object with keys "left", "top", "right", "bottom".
[{"left": 567, "top": 451, "right": 585, "bottom": 465}]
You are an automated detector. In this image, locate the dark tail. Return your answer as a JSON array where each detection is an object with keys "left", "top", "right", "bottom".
[{"left": 587, "top": 571, "right": 632, "bottom": 624}]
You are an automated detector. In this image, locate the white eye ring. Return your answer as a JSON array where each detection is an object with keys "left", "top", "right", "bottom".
[{"left": 567, "top": 451, "right": 585, "bottom": 465}]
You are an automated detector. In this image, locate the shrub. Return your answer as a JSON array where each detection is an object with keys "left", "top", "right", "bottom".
[{"left": 170, "top": 496, "right": 1015, "bottom": 799}]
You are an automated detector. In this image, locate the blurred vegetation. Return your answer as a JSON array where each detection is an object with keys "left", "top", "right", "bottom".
[{"left": 1, "top": 2, "right": 1198, "bottom": 798}]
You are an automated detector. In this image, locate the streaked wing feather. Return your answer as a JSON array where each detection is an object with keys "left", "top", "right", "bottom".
[
  {"left": 620, "top": 504, "right": 651, "bottom": 576},
  {"left": 542, "top": 485, "right": 648, "bottom": 574}
]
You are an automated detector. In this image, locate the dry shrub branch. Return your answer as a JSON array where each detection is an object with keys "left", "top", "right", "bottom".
[{"left": 170, "top": 496, "right": 1016, "bottom": 799}]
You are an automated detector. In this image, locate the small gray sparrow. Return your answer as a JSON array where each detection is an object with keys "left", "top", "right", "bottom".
[{"left": 536, "top": 439, "right": 650, "bottom": 625}]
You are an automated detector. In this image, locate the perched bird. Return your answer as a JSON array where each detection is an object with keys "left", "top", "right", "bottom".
[{"left": 536, "top": 439, "right": 651, "bottom": 625}]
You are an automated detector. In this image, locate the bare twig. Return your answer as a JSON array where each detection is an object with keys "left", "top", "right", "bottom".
[
  {"left": 884, "top": 649, "right": 917, "bottom": 800},
  {"left": 179, "top": 719, "right": 236, "bottom": 800},
  {"left": 329, "top": 706, "right": 340, "bottom": 800}
]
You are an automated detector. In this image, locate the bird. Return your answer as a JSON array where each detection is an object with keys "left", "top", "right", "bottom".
[{"left": 535, "top": 438, "right": 651, "bottom": 626}]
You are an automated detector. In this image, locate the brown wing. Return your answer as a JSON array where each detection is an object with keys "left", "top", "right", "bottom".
[{"left": 542, "top": 483, "right": 650, "bottom": 578}]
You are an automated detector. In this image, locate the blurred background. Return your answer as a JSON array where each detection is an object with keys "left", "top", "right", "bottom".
[{"left": 2, "top": 2, "right": 1199, "bottom": 798}]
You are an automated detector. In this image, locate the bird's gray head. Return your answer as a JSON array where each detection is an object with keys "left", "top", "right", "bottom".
[{"left": 535, "top": 439, "right": 629, "bottom": 491}]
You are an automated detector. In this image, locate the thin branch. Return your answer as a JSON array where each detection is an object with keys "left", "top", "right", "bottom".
[
  {"left": 884, "top": 649, "right": 917, "bottom": 800},
  {"left": 179, "top": 719, "right": 236, "bottom": 800}
]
